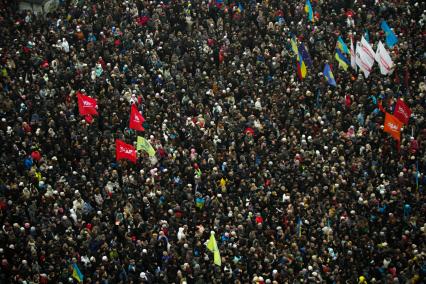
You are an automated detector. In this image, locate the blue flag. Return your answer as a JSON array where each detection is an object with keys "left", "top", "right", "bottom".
[
  {"left": 323, "top": 63, "right": 336, "bottom": 87},
  {"left": 381, "top": 20, "right": 398, "bottom": 48},
  {"left": 299, "top": 43, "right": 313, "bottom": 68}
]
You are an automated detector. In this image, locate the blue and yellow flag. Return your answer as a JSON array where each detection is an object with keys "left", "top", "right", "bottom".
[
  {"left": 297, "top": 53, "right": 307, "bottom": 80},
  {"left": 299, "top": 43, "right": 313, "bottom": 68},
  {"left": 337, "top": 36, "right": 349, "bottom": 54},
  {"left": 304, "top": 0, "right": 314, "bottom": 22},
  {"left": 335, "top": 49, "right": 350, "bottom": 71},
  {"left": 72, "top": 263, "right": 84, "bottom": 283},
  {"left": 290, "top": 35, "right": 299, "bottom": 55},
  {"left": 323, "top": 63, "right": 336, "bottom": 87},
  {"left": 236, "top": 2, "right": 244, "bottom": 13},
  {"left": 381, "top": 20, "right": 398, "bottom": 48},
  {"left": 195, "top": 197, "right": 205, "bottom": 209}
]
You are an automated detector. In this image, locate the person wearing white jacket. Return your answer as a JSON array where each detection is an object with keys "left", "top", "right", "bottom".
[{"left": 61, "top": 38, "right": 69, "bottom": 53}]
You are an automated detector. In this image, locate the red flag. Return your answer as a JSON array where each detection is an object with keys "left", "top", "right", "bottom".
[
  {"left": 393, "top": 99, "right": 411, "bottom": 125},
  {"left": 383, "top": 113, "right": 403, "bottom": 141},
  {"left": 129, "top": 104, "right": 145, "bottom": 131},
  {"left": 115, "top": 139, "right": 137, "bottom": 163},
  {"left": 84, "top": 114, "right": 94, "bottom": 124},
  {"left": 77, "top": 92, "right": 98, "bottom": 116}
]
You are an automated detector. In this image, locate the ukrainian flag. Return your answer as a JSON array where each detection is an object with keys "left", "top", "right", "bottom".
[
  {"left": 304, "top": 0, "right": 314, "bottom": 22},
  {"left": 236, "top": 2, "right": 244, "bottom": 13},
  {"left": 72, "top": 263, "right": 84, "bottom": 283},
  {"left": 337, "top": 36, "right": 349, "bottom": 54},
  {"left": 195, "top": 197, "right": 205, "bottom": 209},
  {"left": 323, "top": 63, "right": 336, "bottom": 87},
  {"left": 335, "top": 49, "right": 350, "bottom": 71},
  {"left": 297, "top": 51, "right": 307, "bottom": 79}
]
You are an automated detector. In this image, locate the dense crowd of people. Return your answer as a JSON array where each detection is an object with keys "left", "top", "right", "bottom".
[{"left": 0, "top": 0, "right": 425, "bottom": 283}]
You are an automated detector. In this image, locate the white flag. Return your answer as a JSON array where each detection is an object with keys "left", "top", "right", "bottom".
[
  {"left": 350, "top": 34, "right": 357, "bottom": 71},
  {"left": 374, "top": 41, "right": 394, "bottom": 75},
  {"left": 355, "top": 43, "right": 371, "bottom": 78},
  {"left": 360, "top": 36, "right": 376, "bottom": 62},
  {"left": 355, "top": 37, "right": 375, "bottom": 78}
]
